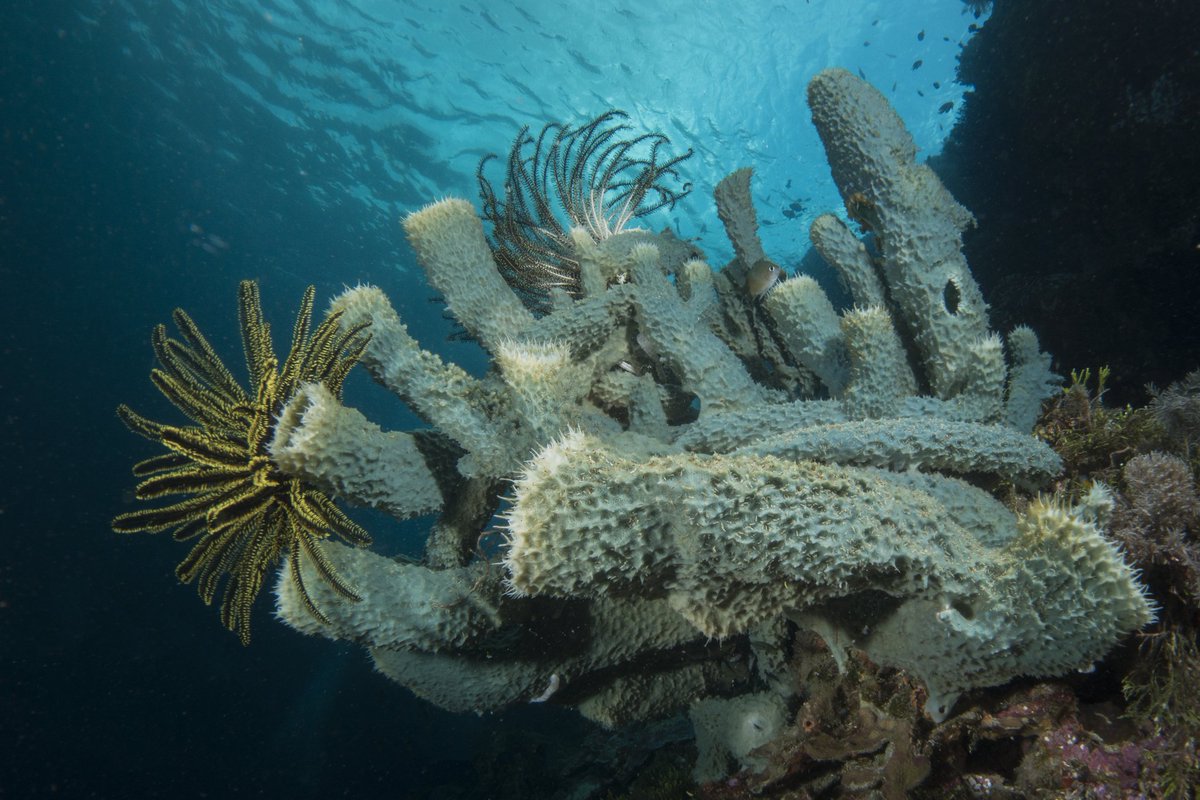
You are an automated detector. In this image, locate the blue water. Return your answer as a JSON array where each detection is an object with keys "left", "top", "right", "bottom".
[{"left": 3, "top": 1, "right": 985, "bottom": 797}]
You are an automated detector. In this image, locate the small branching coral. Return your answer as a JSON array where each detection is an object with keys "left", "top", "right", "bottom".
[
  {"left": 1150, "top": 367, "right": 1200, "bottom": 461},
  {"left": 1123, "top": 626, "right": 1200, "bottom": 797},
  {"left": 1036, "top": 366, "right": 1169, "bottom": 491},
  {"left": 477, "top": 110, "right": 693, "bottom": 313},
  {"left": 113, "top": 280, "right": 372, "bottom": 644},
  {"left": 1114, "top": 452, "right": 1200, "bottom": 564}
]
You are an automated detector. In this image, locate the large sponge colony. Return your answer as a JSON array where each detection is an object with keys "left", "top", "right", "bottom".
[{"left": 265, "top": 68, "right": 1152, "bottom": 779}]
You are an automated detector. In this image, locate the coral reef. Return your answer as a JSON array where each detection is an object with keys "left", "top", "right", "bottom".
[
  {"left": 1018, "top": 366, "right": 1200, "bottom": 797},
  {"left": 1111, "top": 447, "right": 1200, "bottom": 797},
  {"left": 117, "top": 68, "right": 1156, "bottom": 791}
]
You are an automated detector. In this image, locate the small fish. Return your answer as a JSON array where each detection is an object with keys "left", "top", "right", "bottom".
[
  {"left": 917, "top": 89, "right": 925, "bottom": 97},
  {"left": 858, "top": 67, "right": 867, "bottom": 80},
  {"left": 938, "top": 101, "right": 954, "bottom": 114},
  {"left": 933, "top": 81, "right": 941, "bottom": 89},
  {"left": 912, "top": 59, "right": 923, "bottom": 70},
  {"left": 636, "top": 332, "right": 660, "bottom": 362},
  {"left": 529, "top": 673, "right": 560, "bottom": 703},
  {"left": 943, "top": 35, "right": 951, "bottom": 42},
  {"left": 917, "top": 29, "right": 925, "bottom": 41},
  {"left": 863, "top": 40, "right": 870, "bottom": 46},
  {"left": 969, "top": 23, "right": 979, "bottom": 32},
  {"left": 746, "top": 259, "right": 784, "bottom": 300}
]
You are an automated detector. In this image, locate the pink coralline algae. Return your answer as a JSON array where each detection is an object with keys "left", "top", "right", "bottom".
[{"left": 1020, "top": 717, "right": 1159, "bottom": 797}]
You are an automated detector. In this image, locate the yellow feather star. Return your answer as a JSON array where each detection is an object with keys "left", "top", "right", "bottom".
[{"left": 114, "top": 280, "right": 371, "bottom": 644}]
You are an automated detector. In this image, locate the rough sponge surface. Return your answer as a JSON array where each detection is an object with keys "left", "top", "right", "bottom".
[
  {"left": 691, "top": 692, "right": 789, "bottom": 782},
  {"left": 808, "top": 68, "right": 987, "bottom": 400},
  {"left": 260, "top": 67, "right": 1150, "bottom": 780},
  {"left": 859, "top": 497, "right": 1154, "bottom": 720},
  {"left": 504, "top": 431, "right": 1153, "bottom": 713}
]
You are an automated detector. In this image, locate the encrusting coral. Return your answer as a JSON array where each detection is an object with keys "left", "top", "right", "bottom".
[{"left": 116, "top": 69, "right": 1155, "bottom": 783}]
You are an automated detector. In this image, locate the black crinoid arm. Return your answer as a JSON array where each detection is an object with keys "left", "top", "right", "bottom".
[
  {"left": 113, "top": 280, "right": 371, "bottom": 644},
  {"left": 476, "top": 109, "right": 693, "bottom": 314}
]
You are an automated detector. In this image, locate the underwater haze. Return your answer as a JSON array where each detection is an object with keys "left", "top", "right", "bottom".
[
  {"left": 4, "top": 0, "right": 1198, "bottom": 798},
  {"left": 0, "top": 3, "right": 975, "bottom": 796}
]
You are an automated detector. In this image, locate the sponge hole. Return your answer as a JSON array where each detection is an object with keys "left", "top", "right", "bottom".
[
  {"left": 951, "top": 599, "right": 975, "bottom": 620},
  {"left": 943, "top": 278, "right": 961, "bottom": 315}
]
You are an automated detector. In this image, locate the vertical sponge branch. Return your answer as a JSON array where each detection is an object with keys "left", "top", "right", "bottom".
[
  {"left": 627, "top": 243, "right": 767, "bottom": 411},
  {"left": 403, "top": 198, "right": 536, "bottom": 352},
  {"left": 494, "top": 339, "right": 591, "bottom": 446},
  {"left": 807, "top": 68, "right": 990, "bottom": 399},
  {"left": 712, "top": 167, "right": 767, "bottom": 267}
]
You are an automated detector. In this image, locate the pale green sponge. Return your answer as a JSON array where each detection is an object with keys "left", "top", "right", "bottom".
[
  {"left": 503, "top": 431, "right": 1152, "bottom": 720},
  {"left": 256, "top": 67, "right": 1152, "bottom": 781}
]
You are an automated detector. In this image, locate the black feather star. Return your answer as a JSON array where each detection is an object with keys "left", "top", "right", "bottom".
[
  {"left": 477, "top": 110, "right": 693, "bottom": 315},
  {"left": 114, "top": 280, "right": 371, "bottom": 644}
]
